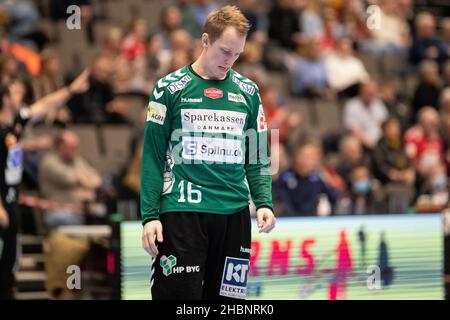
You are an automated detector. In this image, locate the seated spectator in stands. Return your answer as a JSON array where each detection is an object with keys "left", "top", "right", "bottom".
[
  {"left": 324, "top": 37, "right": 369, "bottom": 97},
  {"left": 410, "top": 12, "right": 449, "bottom": 67},
  {"left": 267, "top": 0, "right": 302, "bottom": 50},
  {"left": 362, "top": 0, "right": 410, "bottom": 55},
  {"left": 291, "top": 38, "right": 330, "bottom": 98},
  {"left": 348, "top": 166, "right": 377, "bottom": 214},
  {"left": 0, "top": 53, "right": 22, "bottom": 85},
  {"left": 191, "top": 0, "right": 221, "bottom": 35},
  {"left": 274, "top": 142, "right": 336, "bottom": 216},
  {"left": 39, "top": 130, "right": 102, "bottom": 228},
  {"left": 380, "top": 80, "right": 410, "bottom": 133},
  {"left": 121, "top": 18, "right": 148, "bottom": 60},
  {"left": 415, "top": 163, "right": 449, "bottom": 211},
  {"left": 335, "top": 134, "right": 370, "bottom": 188},
  {"left": 318, "top": 8, "right": 347, "bottom": 54},
  {"left": 343, "top": 80, "right": 388, "bottom": 150},
  {"left": 260, "top": 84, "right": 302, "bottom": 145},
  {"left": 157, "top": 5, "right": 183, "bottom": 50},
  {"left": 236, "top": 41, "right": 269, "bottom": 83},
  {"left": 404, "top": 107, "right": 445, "bottom": 192},
  {"left": 372, "top": 117, "right": 415, "bottom": 186},
  {"left": 237, "top": 0, "right": 268, "bottom": 44},
  {"left": 300, "top": 0, "right": 323, "bottom": 39},
  {"left": 442, "top": 60, "right": 450, "bottom": 88},
  {"left": 68, "top": 55, "right": 129, "bottom": 124},
  {"left": 440, "top": 88, "right": 450, "bottom": 119},
  {"left": 100, "top": 26, "right": 123, "bottom": 59},
  {"left": 146, "top": 33, "right": 171, "bottom": 81},
  {"left": 32, "top": 48, "right": 70, "bottom": 126},
  {"left": 442, "top": 17, "right": 450, "bottom": 50},
  {"left": 411, "top": 60, "right": 442, "bottom": 124}
]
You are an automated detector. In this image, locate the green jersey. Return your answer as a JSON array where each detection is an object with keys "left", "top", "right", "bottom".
[{"left": 140, "top": 65, "right": 272, "bottom": 224}]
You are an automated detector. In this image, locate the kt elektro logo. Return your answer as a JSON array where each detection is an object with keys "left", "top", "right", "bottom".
[
  {"left": 182, "top": 136, "right": 243, "bottom": 164},
  {"left": 220, "top": 257, "right": 249, "bottom": 299}
]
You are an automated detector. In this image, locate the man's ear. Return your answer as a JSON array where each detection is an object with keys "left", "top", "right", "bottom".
[{"left": 201, "top": 33, "right": 209, "bottom": 48}]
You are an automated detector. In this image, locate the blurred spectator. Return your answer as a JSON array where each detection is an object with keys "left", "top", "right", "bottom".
[
  {"left": 237, "top": 0, "right": 268, "bottom": 44},
  {"left": 157, "top": 5, "right": 183, "bottom": 50},
  {"left": 415, "top": 163, "right": 449, "bottom": 211},
  {"left": 146, "top": 33, "right": 171, "bottom": 81},
  {"left": 178, "top": 0, "right": 202, "bottom": 38},
  {"left": 237, "top": 41, "right": 269, "bottom": 83},
  {"left": 191, "top": 0, "right": 221, "bottom": 33},
  {"left": 260, "top": 84, "right": 301, "bottom": 144},
  {"left": 267, "top": 0, "right": 302, "bottom": 50},
  {"left": 442, "top": 18, "right": 450, "bottom": 51},
  {"left": 100, "top": 26, "right": 124, "bottom": 60},
  {"left": 348, "top": 166, "right": 377, "bottom": 214},
  {"left": 1, "top": 0, "right": 39, "bottom": 44},
  {"left": 324, "top": 37, "right": 369, "bottom": 97},
  {"left": 39, "top": 130, "right": 101, "bottom": 228},
  {"left": 380, "top": 80, "right": 410, "bottom": 132},
  {"left": 372, "top": 117, "right": 415, "bottom": 186},
  {"left": 0, "top": 53, "right": 22, "bottom": 84},
  {"left": 443, "top": 60, "right": 450, "bottom": 87},
  {"left": 32, "top": 48, "right": 70, "bottom": 125},
  {"left": 343, "top": 80, "right": 388, "bottom": 149},
  {"left": 291, "top": 38, "right": 330, "bottom": 98},
  {"left": 410, "top": 12, "right": 449, "bottom": 67},
  {"left": 362, "top": 0, "right": 410, "bottom": 55},
  {"left": 121, "top": 18, "right": 148, "bottom": 60},
  {"left": 335, "top": 134, "right": 370, "bottom": 188},
  {"left": 274, "top": 142, "right": 336, "bottom": 216},
  {"left": 441, "top": 87, "right": 450, "bottom": 118},
  {"left": 68, "top": 55, "right": 129, "bottom": 124},
  {"left": 300, "top": 0, "right": 323, "bottom": 39},
  {"left": 411, "top": 60, "right": 442, "bottom": 124},
  {"left": 404, "top": 106, "right": 444, "bottom": 181},
  {"left": 319, "top": 8, "right": 347, "bottom": 53}
]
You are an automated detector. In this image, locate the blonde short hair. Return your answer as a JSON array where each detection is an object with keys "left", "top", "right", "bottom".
[{"left": 203, "top": 5, "right": 250, "bottom": 43}]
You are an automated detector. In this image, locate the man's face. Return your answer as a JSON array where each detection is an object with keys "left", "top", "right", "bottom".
[
  {"left": 58, "top": 134, "right": 80, "bottom": 163},
  {"left": 202, "top": 26, "right": 246, "bottom": 80}
]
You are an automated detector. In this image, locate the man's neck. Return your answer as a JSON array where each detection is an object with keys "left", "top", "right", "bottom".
[{"left": 191, "top": 57, "right": 227, "bottom": 81}]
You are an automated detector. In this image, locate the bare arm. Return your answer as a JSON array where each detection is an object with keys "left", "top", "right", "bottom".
[{"left": 28, "top": 69, "right": 90, "bottom": 123}]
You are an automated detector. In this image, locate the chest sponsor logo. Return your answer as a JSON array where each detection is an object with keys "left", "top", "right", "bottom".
[
  {"left": 181, "top": 109, "right": 247, "bottom": 136},
  {"left": 181, "top": 97, "right": 202, "bottom": 103},
  {"left": 220, "top": 257, "right": 249, "bottom": 299},
  {"left": 182, "top": 136, "right": 243, "bottom": 164},
  {"left": 232, "top": 76, "right": 255, "bottom": 96},
  {"left": 228, "top": 92, "right": 246, "bottom": 104},
  {"left": 146, "top": 101, "right": 167, "bottom": 125},
  {"left": 167, "top": 75, "right": 192, "bottom": 94},
  {"left": 257, "top": 105, "right": 268, "bottom": 133},
  {"left": 204, "top": 88, "right": 223, "bottom": 99}
]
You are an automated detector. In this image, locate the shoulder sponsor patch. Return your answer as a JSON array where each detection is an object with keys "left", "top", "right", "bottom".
[
  {"left": 219, "top": 257, "right": 249, "bottom": 299},
  {"left": 204, "top": 88, "right": 223, "bottom": 99},
  {"left": 257, "top": 105, "right": 268, "bottom": 132},
  {"left": 146, "top": 101, "right": 167, "bottom": 124},
  {"left": 167, "top": 75, "right": 192, "bottom": 94},
  {"left": 232, "top": 75, "right": 255, "bottom": 96},
  {"left": 228, "top": 92, "right": 246, "bottom": 104}
]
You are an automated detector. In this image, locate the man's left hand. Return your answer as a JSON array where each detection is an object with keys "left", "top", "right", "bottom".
[{"left": 256, "top": 207, "right": 276, "bottom": 233}]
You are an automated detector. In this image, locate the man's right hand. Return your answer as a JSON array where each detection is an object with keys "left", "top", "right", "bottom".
[
  {"left": 0, "top": 206, "right": 9, "bottom": 229},
  {"left": 142, "top": 220, "right": 163, "bottom": 258}
]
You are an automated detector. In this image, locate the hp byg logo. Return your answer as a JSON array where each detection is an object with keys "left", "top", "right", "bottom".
[{"left": 160, "top": 255, "right": 177, "bottom": 276}]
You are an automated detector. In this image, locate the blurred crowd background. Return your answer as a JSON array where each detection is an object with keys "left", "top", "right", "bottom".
[{"left": 1, "top": 0, "right": 450, "bottom": 299}]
